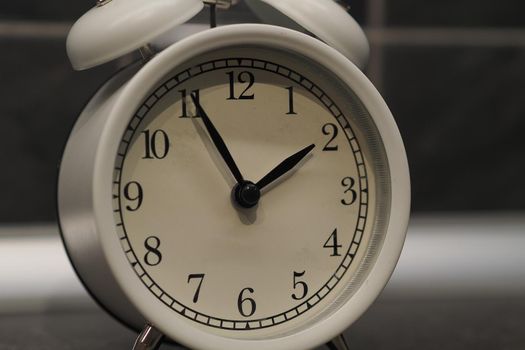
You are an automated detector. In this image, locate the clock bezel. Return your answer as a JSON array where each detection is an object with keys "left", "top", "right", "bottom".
[{"left": 84, "top": 24, "right": 409, "bottom": 350}]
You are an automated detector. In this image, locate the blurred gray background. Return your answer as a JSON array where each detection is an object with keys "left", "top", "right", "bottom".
[{"left": 1, "top": 1, "right": 524, "bottom": 350}]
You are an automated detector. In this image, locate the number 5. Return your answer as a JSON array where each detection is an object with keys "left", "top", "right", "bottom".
[{"left": 292, "top": 271, "right": 308, "bottom": 300}]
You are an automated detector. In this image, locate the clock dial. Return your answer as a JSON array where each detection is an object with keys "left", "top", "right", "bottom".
[{"left": 112, "top": 47, "right": 390, "bottom": 338}]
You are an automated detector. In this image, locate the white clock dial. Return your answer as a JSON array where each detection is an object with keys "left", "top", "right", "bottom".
[{"left": 112, "top": 46, "right": 391, "bottom": 339}]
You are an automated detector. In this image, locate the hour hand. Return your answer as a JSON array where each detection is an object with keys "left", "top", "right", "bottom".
[
  {"left": 191, "top": 93, "right": 244, "bottom": 184},
  {"left": 256, "top": 144, "right": 315, "bottom": 191}
]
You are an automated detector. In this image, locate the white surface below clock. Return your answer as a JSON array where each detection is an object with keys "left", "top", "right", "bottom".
[{"left": 58, "top": 2, "right": 410, "bottom": 350}]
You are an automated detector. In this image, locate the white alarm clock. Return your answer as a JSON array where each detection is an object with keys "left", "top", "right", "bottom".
[{"left": 58, "top": 1, "right": 410, "bottom": 349}]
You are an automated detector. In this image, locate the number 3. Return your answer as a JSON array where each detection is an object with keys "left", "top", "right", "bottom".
[{"left": 341, "top": 176, "right": 357, "bottom": 206}]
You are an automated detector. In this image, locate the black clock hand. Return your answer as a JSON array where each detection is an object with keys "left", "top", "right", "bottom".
[
  {"left": 191, "top": 93, "right": 245, "bottom": 184},
  {"left": 256, "top": 144, "right": 315, "bottom": 190}
]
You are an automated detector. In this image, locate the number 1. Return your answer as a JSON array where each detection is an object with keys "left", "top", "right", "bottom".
[{"left": 286, "top": 86, "right": 297, "bottom": 115}]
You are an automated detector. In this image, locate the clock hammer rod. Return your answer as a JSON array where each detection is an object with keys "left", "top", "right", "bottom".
[
  {"left": 327, "top": 334, "right": 350, "bottom": 350},
  {"left": 132, "top": 324, "right": 164, "bottom": 350}
]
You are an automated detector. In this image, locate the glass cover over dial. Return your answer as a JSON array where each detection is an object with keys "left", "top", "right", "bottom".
[{"left": 112, "top": 46, "right": 390, "bottom": 339}]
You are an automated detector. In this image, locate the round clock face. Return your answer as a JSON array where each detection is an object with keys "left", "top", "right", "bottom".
[{"left": 112, "top": 46, "right": 391, "bottom": 339}]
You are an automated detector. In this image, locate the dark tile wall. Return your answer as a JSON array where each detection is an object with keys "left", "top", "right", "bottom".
[
  {"left": 386, "top": 0, "right": 525, "bottom": 27},
  {"left": 346, "top": 1, "right": 367, "bottom": 25},
  {"left": 377, "top": 0, "right": 525, "bottom": 212},
  {"left": 0, "top": 0, "right": 523, "bottom": 222},
  {"left": 0, "top": 1, "right": 94, "bottom": 21},
  {"left": 383, "top": 46, "right": 525, "bottom": 211},
  {"left": 0, "top": 37, "right": 118, "bottom": 222}
]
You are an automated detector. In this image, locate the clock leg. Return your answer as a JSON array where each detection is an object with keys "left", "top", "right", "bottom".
[
  {"left": 132, "top": 324, "right": 164, "bottom": 350},
  {"left": 327, "top": 334, "right": 350, "bottom": 350},
  {"left": 203, "top": 1, "right": 237, "bottom": 28}
]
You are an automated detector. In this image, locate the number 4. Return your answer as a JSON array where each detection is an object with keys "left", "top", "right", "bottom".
[{"left": 323, "top": 228, "right": 342, "bottom": 257}]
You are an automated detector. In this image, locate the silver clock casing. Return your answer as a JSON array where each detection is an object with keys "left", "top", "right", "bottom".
[{"left": 58, "top": 24, "right": 410, "bottom": 350}]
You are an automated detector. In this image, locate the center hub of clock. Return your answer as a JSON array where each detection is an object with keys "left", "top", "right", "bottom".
[{"left": 233, "top": 181, "right": 261, "bottom": 209}]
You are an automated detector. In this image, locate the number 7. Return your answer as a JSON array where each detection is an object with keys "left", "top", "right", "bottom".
[{"left": 187, "top": 274, "right": 205, "bottom": 303}]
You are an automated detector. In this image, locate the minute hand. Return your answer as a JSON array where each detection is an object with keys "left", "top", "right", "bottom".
[
  {"left": 191, "top": 94, "right": 244, "bottom": 184},
  {"left": 256, "top": 144, "right": 315, "bottom": 191}
]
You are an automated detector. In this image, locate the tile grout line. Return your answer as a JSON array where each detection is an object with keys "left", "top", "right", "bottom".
[
  {"left": 365, "top": 0, "right": 385, "bottom": 92},
  {"left": 366, "top": 0, "right": 385, "bottom": 28},
  {"left": 3, "top": 20, "right": 525, "bottom": 47},
  {"left": 366, "top": 27, "right": 525, "bottom": 47},
  {"left": 0, "top": 21, "right": 71, "bottom": 39}
]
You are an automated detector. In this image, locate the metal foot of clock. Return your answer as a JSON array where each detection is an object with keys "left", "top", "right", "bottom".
[
  {"left": 132, "top": 324, "right": 164, "bottom": 350},
  {"left": 327, "top": 334, "right": 350, "bottom": 350},
  {"left": 131, "top": 328, "right": 348, "bottom": 350}
]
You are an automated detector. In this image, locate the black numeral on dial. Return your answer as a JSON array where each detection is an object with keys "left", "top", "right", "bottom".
[
  {"left": 286, "top": 86, "right": 297, "bottom": 115},
  {"left": 179, "top": 89, "right": 200, "bottom": 118},
  {"left": 322, "top": 123, "right": 339, "bottom": 151},
  {"left": 123, "top": 181, "right": 143, "bottom": 211},
  {"left": 142, "top": 129, "right": 170, "bottom": 159},
  {"left": 292, "top": 271, "right": 308, "bottom": 300},
  {"left": 227, "top": 71, "right": 255, "bottom": 100},
  {"left": 341, "top": 176, "right": 357, "bottom": 206},
  {"left": 144, "top": 236, "right": 162, "bottom": 266},
  {"left": 187, "top": 274, "right": 205, "bottom": 303},
  {"left": 238, "top": 287, "right": 256, "bottom": 317},
  {"left": 324, "top": 228, "right": 342, "bottom": 257}
]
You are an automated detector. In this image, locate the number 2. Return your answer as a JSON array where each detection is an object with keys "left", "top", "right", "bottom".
[{"left": 322, "top": 123, "right": 339, "bottom": 151}]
